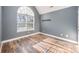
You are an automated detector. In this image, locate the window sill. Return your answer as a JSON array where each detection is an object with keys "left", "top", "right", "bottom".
[{"left": 17, "top": 28, "right": 34, "bottom": 33}]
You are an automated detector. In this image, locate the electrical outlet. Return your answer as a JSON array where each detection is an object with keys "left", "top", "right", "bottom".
[
  {"left": 60, "top": 34, "right": 63, "bottom": 36},
  {"left": 66, "top": 34, "right": 69, "bottom": 38}
]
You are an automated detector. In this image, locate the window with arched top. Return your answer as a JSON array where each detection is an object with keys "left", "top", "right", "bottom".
[{"left": 17, "top": 7, "right": 35, "bottom": 32}]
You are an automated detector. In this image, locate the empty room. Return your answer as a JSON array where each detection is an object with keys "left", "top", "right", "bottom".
[{"left": 0, "top": 6, "right": 79, "bottom": 53}]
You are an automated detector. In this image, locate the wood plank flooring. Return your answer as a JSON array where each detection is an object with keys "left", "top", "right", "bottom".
[
  {"left": 1, "top": 33, "right": 79, "bottom": 53},
  {"left": 0, "top": 43, "right": 1, "bottom": 53}
]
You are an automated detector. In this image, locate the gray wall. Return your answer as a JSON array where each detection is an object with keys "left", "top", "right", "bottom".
[
  {"left": 0, "top": 7, "right": 2, "bottom": 42},
  {"left": 78, "top": 7, "right": 79, "bottom": 28},
  {"left": 2, "top": 6, "right": 40, "bottom": 41},
  {"left": 41, "top": 6, "right": 78, "bottom": 42}
]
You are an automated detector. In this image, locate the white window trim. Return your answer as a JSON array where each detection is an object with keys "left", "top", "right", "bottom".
[{"left": 17, "top": 6, "right": 35, "bottom": 32}]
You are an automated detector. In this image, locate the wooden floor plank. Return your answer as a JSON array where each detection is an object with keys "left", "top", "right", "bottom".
[
  {"left": 1, "top": 33, "right": 79, "bottom": 53},
  {"left": 43, "top": 38, "right": 76, "bottom": 52}
]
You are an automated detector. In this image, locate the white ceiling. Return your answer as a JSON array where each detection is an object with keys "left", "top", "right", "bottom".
[{"left": 35, "top": 6, "right": 71, "bottom": 14}]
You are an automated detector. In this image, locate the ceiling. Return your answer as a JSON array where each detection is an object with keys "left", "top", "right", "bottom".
[{"left": 35, "top": 6, "right": 71, "bottom": 14}]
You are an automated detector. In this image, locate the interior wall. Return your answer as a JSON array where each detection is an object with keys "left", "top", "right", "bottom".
[
  {"left": 0, "top": 7, "right": 2, "bottom": 42},
  {"left": 78, "top": 7, "right": 79, "bottom": 43},
  {"left": 41, "top": 6, "right": 78, "bottom": 42},
  {"left": 2, "top": 6, "right": 40, "bottom": 41}
]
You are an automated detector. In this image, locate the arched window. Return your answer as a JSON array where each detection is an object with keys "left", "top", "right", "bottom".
[{"left": 17, "top": 7, "right": 35, "bottom": 32}]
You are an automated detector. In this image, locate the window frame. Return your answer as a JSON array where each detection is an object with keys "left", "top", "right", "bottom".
[{"left": 17, "top": 6, "right": 35, "bottom": 32}]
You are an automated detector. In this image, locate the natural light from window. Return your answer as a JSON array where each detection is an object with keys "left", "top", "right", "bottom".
[{"left": 17, "top": 6, "right": 35, "bottom": 32}]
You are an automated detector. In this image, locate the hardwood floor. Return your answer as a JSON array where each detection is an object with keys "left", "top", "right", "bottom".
[
  {"left": 1, "top": 33, "right": 79, "bottom": 53},
  {"left": 0, "top": 43, "right": 1, "bottom": 53}
]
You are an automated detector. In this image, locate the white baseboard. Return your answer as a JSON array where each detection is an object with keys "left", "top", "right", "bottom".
[
  {"left": 1, "top": 32, "right": 78, "bottom": 44},
  {"left": 40, "top": 32, "right": 78, "bottom": 44},
  {"left": 1, "top": 32, "right": 41, "bottom": 43}
]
